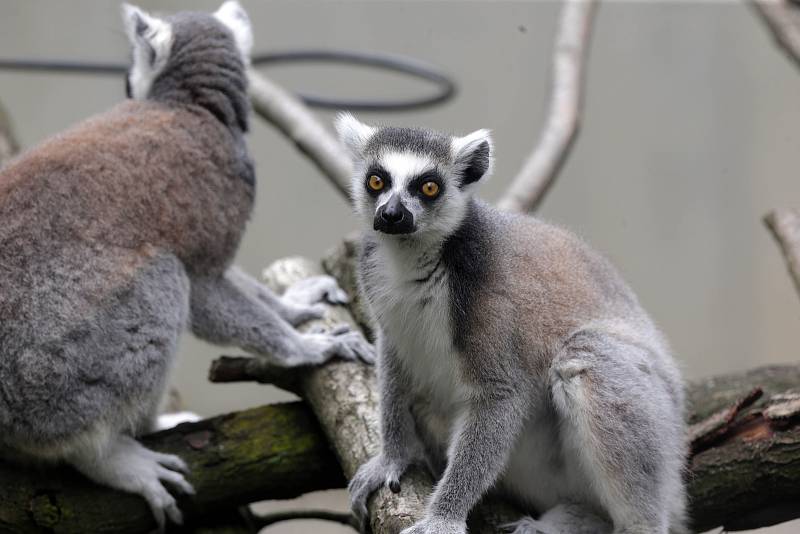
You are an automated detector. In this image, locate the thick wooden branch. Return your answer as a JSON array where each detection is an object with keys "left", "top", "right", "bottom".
[
  {"left": 752, "top": 0, "right": 800, "bottom": 70},
  {"left": 765, "top": 209, "right": 800, "bottom": 302},
  {"left": 248, "top": 70, "right": 352, "bottom": 198},
  {"left": 0, "top": 402, "right": 344, "bottom": 533},
  {"left": 497, "top": 0, "right": 597, "bottom": 213},
  {"left": 687, "top": 365, "right": 800, "bottom": 531},
  {"left": 255, "top": 257, "right": 437, "bottom": 533}
]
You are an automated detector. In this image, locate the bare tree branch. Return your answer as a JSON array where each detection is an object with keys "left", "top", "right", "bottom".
[
  {"left": 497, "top": 0, "right": 597, "bottom": 213},
  {"left": 248, "top": 70, "right": 352, "bottom": 198},
  {"left": 255, "top": 256, "right": 437, "bottom": 533},
  {"left": 765, "top": 209, "right": 800, "bottom": 301},
  {"left": 0, "top": 99, "right": 19, "bottom": 167},
  {"left": 751, "top": 0, "right": 800, "bottom": 70}
]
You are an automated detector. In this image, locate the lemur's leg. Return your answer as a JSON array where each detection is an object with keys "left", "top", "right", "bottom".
[
  {"left": 505, "top": 503, "right": 612, "bottom": 534},
  {"left": 190, "top": 270, "right": 374, "bottom": 365},
  {"left": 549, "top": 329, "right": 686, "bottom": 534},
  {"left": 399, "top": 385, "right": 528, "bottom": 534},
  {"left": 349, "top": 339, "right": 428, "bottom": 532},
  {"left": 227, "top": 266, "right": 347, "bottom": 327},
  {"left": 0, "top": 247, "right": 194, "bottom": 531}
]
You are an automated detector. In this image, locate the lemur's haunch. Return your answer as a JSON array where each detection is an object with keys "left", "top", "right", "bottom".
[
  {"left": 338, "top": 114, "right": 687, "bottom": 534},
  {"left": 0, "top": 3, "right": 372, "bottom": 529}
]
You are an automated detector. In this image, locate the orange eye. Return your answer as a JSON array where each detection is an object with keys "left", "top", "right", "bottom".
[
  {"left": 368, "top": 175, "right": 384, "bottom": 191},
  {"left": 421, "top": 181, "right": 440, "bottom": 197}
]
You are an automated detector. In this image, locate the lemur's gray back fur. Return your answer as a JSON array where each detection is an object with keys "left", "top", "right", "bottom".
[{"left": 339, "top": 114, "right": 687, "bottom": 534}]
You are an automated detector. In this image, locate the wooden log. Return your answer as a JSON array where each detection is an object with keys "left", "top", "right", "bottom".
[{"left": 0, "top": 402, "right": 345, "bottom": 533}]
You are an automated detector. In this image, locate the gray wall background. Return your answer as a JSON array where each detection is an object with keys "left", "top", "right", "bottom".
[{"left": 1, "top": 1, "right": 799, "bottom": 532}]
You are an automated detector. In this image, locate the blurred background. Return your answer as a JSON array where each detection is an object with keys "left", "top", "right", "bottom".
[{"left": 1, "top": 1, "right": 799, "bottom": 532}]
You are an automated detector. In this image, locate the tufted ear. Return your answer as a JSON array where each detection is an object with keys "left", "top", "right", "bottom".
[
  {"left": 214, "top": 0, "right": 253, "bottom": 62},
  {"left": 121, "top": 4, "right": 173, "bottom": 100},
  {"left": 451, "top": 129, "right": 493, "bottom": 187},
  {"left": 334, "top": 112, "right": 375, "bottom": 159}
]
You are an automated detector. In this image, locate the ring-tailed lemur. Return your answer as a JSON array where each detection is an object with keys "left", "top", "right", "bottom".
[
  {"left": 0, "top": 3, "right": 372, "bottom": 530},
  {"left": 337, "top": 114, "right": 687, "bottom": 534}
]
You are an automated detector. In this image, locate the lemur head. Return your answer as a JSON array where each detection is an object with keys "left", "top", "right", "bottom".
[
  {"left": 336, "top": 113, "right": 493, "bottom": 241},
  {"left": 122, "top": 1, "right": 253, "bottom": 128}
]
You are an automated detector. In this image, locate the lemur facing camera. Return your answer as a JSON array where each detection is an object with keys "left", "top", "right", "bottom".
[
  {"left": 0, "top": 2, "right": 372, "bottom": 529},
  {"left": 338, "top": 114, "right": 687, "bottom": 534}
]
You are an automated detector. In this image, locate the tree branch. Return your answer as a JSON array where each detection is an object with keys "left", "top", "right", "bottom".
[
  {"left": 497, "top": 0, "right": 598, "bottom": 213},
  {"left": 0, "top": 402, "right": 345, "bottom": 533},
  {"left": 0, "top": 99, "right": 19, "bottom": 167},
  {"left": 751, "top": 0, "right": 800, "bottom": 70},
  {"left": 248, "top": 70, "right": 352, "bottom": 198},
  {"left": 765, "top": 209, "right": 800, "bottom": 302},
  {"left": 255, "top": 256, "right": 436, "bottom": 533}
]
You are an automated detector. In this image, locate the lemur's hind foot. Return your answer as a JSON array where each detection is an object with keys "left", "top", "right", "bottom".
[{"left": 68, "top": 434, "right": 194, "bottom": 532}]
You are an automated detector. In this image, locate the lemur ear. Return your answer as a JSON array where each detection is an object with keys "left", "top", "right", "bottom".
[
  {"left": 214, "top": 1, "right": 253, "bottom": 62},
  {"left": 122, "top": 4, "right": 172, "bottom": 68},
  {"left": 452, "top": 129, "right": 493, "bottom": 187},
  {"left": 335, "top": 113, "right": 376, "bottom": 159}
]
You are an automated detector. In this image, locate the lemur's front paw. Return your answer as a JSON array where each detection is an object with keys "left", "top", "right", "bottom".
[
  {"left": 349, "top": 454, "right": 411, "bottom": 532},
  {"left": 400, "top": 517, "right": 466, "bottom": 534},
  {"left": 283, "top": 302, "right": 327, "bottom": 326},
  {"left": 282, "top": 275, "right": 350, "bottom": 307},
  {"left": 302, "top": 324, "right": 375, "bottom": 365}
]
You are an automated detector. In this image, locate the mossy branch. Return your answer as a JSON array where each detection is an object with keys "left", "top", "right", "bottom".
[{"left": 0, "top": 403, "right": 345, "bottom": 533}]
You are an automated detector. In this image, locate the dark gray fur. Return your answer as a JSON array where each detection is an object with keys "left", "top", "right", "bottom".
[
  {"left": 364, "top": 126, "right": 452, "bottom": 164},
  {"left": 153, "top": 13, "right": 250, "bottom": 133},
  {"left": 338, "top": 115, "right": 687, "bottom": 534}
]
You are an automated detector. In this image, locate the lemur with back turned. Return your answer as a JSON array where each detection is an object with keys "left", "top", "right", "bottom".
[
  {"left": 0, "top": 3, "right": 372, "bottom": 529},
  {"left": 338, "top": 114, "right": 687, "bottom": 534}
]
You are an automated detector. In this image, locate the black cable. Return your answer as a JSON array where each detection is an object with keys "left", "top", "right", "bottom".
[{"left": 0, "top": 49, "right": 456, "bottom": 111}]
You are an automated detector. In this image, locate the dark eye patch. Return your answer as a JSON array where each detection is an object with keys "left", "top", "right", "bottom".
[
  {"left": 408, "top": 172, "right": 444, "bottom": 201},
  {"left": 365, "top": 165, "right": 392, "bottom": 197}
]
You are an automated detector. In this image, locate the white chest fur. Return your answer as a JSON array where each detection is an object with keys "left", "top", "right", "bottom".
[{"left": 363, "top": 245, "right": 471, "bottom": 445}]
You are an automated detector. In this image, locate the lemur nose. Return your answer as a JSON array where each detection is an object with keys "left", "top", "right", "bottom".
[
  {"left": 381, "top": 206, "right": 404, "bottom": 223},
  {"left": 381, "top": 197, "right": 405, "bottom": 223}
]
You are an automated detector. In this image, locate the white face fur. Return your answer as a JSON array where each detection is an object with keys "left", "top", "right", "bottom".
[
  {"left": 122, "top": 1, "right": 253, "bottom": 101},
  {"left": 335, "top": 113, "right": 494, "bottom": 244}
]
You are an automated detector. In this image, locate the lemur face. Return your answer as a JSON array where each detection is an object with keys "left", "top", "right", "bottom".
[
  {"left": 336, "top": 114, "right": 493, "bottom": 240},
  {"left": 122, "top": 1, "right": 252, "bottom": 101}
]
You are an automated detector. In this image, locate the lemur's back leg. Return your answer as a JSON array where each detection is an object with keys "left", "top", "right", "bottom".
[
  {"left": 0, "top": 245, "right": 193, "bottom": 530},
  {"left": 506, "top": 502, "right": 612, "bottom": 534},
  {"left": 549, "top": 329, "right": 687, "bottom": 534}
]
